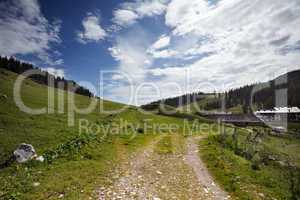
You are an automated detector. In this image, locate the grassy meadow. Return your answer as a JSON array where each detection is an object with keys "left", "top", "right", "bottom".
[
  {"left": 0, "top": 69, "right": 199, "bottom": 199},
  {"left": 199, "top": 126, "right": 300, "bottom": 200},
  {"left": 1, "top": 68, "right": 300, "bottom": 200}
]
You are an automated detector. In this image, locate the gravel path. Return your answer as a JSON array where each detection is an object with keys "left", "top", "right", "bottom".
[
  {"left": 184, "top": 136, "right": 230, "bottom": 200},
  {"left": 97, "top": 135, "right": 229, "bottom": 200}
]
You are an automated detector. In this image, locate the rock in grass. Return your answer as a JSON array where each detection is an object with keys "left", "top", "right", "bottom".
[
  {"left": 14, "top": 143, "right": 36, "bottom": 163},
  {"left": 0, "top": 93, "right": 7, "bottom": 100},
  {"left": 36, "top": 155, "right": 45, "bottom": 162},
  {"left": 267, "top": 155, "right": 276, "bottom": 161},
  {"left": 33, "top": 182, "right": 40, "bottom": 187},
  {"left": 258, "top": 193, "right": 265, "bottom": 198}
]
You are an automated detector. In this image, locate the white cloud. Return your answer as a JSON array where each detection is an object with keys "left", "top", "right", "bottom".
[
  {"left": 105, "top": 28, "right": 155, "bottom": 104},
  {"left": 135, "top": 0, "right": 168, "bottom": 17},
  {"left": 112, "top": 9, "right": 139, "bottom": 27},
  {"left": 112, "top": 0, "right": 168, "bottom": 28},
  {"left": 42, "top": 67, "right": 65, "bottom": 78},
  {"left": 111, "top": 74, "right": 124, "bottom": 80},
  {"left": 77, "top": 13, "right": 106, "bottom": 43},
  {"left": 0, "top": 0, "right": 62, "bottom": 65},
  {"left": 156, "top": 0, "right": 300, "bottom": 91},
  {"left": 150, "top": 49, "right": 178, "bottom": 58},
  {"left": 151, "top": 34, "right": 170, "bottom": 50},
  {"left": 147, "top": 34, "right": 176, "bottom": 58},
  {"left": 107, "top": 0, "right": 300, "bottom": 105},
  {"left": 165, "top": 0, "right": 209, "bottom": 28},
  {"left": 108, "top": 29, "right": 152, "bottom": 80}
]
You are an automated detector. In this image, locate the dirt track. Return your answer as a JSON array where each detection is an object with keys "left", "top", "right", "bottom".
[{"left": 97, "top": 135, "right": 230, "bottom": 200}]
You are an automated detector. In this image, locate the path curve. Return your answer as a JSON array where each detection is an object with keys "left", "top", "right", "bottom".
[{"left": 184, "top": 136, "right": 230, "bottom": 200}]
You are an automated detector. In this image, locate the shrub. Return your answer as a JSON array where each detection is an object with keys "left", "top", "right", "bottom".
[
  {"left": 43, "top": 132, "right": 97, "bottom": 163},
  {"left": 137, "top": 127, "right": 144, "bottom": 134}
]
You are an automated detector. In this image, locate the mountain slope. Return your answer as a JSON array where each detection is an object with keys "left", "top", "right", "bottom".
[
  {"left": 0, "top": 56, "right": 93, "bottom": 97},
  {"left": 143, "top": 69, "right": 300, "bottom": 114}
]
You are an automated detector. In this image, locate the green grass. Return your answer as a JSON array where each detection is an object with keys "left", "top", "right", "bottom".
[
  {"left": 199, "top": 131, "right": 300, "bottom": 200},
  {"left": 154, "top": 132, "right": 186, "bottom": 155},
  {"left": 0, "top": 69, "right": 123, "bottom": 161},
  {"left": 0, "top": 133, "right": 157, "bottom": 199},
  {"left": 0, "top": 68, "right": 193, "bottom": 199},
  {"left": 177, "top": 94, "right": 216, "bottom": 113},
  {"left": 227, "top": 105, "right": 243, "bottom": 114},
  {"left": 289, "top": 122, "right": 300, "bottom": 133},
  {"left": 2, "top": 68, "right": 299, "bottom": 199},
  {"left": 263, "top": 134, "right": 300, "bottom": 167},
  {"left": 155, "top": 135, "right": 173, "bottom": 154},
  {"left": 177, "top": 94, "right": 245, "bottom": 114}
]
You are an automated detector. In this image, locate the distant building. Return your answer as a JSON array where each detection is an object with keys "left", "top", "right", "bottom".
[
  {"left": 254, "top": 107, "right": 300, "bottom": 122},
  {"left": 197, "top": 111, "right": 262, "bottom": 126},
  {"left": 255, "top": 107, "right": 300, "bottom": 132},
  {"left": 198, "top": 111, "right": 232, "bottom": 116}
]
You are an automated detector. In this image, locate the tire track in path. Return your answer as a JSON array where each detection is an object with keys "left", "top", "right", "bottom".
[{"left": 184, "top": 136, "right": 230, "bottom": 200}]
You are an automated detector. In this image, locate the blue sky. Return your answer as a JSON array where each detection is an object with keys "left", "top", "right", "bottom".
[{"left": 1, "top": 0, "right": 300, "bottom": 105}]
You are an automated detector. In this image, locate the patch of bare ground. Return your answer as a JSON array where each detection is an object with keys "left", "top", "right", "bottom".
[{"left": 97, "top": 134, "right": 229, "bottom": 200}]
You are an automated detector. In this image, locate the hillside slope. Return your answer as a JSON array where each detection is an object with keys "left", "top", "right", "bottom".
[
  {"left": 143, "top": 69, "right": 300, "bottom": 114},
  {"left": 1, "top": 68, "right": 299, "bottom": 200},
  {"left": 0, "top": 68, "right": 194, "bottom": 199}
]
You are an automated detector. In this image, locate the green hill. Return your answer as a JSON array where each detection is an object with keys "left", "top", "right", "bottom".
[
  {"left": 0, "top": 68, "right": 192, "bottom": 199},
  {"left": 143, "top": 69, "right": 300, "bottom": 115},
  {"left": 1, "top": 68, "right": 300, "bottom": 200},
  {"left": 0, "top": 56, "right": 94, "bottom": 97}
]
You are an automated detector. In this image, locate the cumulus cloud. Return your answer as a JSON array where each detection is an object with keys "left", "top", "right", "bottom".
[
  {"left": 108, "top": 28, "right": 153, "bottom": 80},
  {"left": 153, "top": 0, "right": 300, "bottom": 92},
  {"left": 165, "top": 0, "right": 209, "bottom": 28},
  {"left": 0, "top": 0, "right": 62, "bottom": 65},
  {"left": 112, "top": 9, "right": 139, "bottom": 27},
  {"left": 134, "top": 0, "right": 168, "bottom": 17},
  {"left": 112, "top": 0, "right": 168, "bottom": 28},
  {"left": 106, "top": 28, "right": 155, "bottom": 104},
  {"left": 77, "top": 13, "right": 107, "bottom": 43},
  {"left": 107, "top": 0, "right": 300, "bottom": 105}
]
